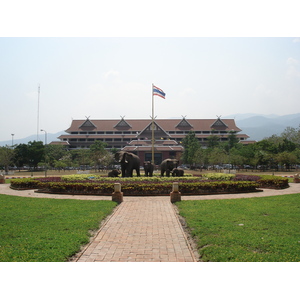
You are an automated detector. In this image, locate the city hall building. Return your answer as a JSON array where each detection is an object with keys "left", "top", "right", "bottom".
[{"left": 57, "top": 117, "right": 249, "bottom": 164}]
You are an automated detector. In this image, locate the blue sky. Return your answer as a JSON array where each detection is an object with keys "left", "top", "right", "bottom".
[{"left": 1, "top": 1, "right": 300, "bottom": 142}]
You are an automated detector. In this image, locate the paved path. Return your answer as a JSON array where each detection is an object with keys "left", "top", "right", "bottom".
[
  {"left": 1, "top": 183, "right": 300, "bottom": 262},
  {"left": 76, "top": 197, "right": 196, "bottom": 262}
]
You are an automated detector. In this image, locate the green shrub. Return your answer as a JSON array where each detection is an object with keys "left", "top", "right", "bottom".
[
  {"left": 10, "top": 178, "right": 40, "bottom": 189},
  {"left": 10, "top": 174, "right": 288, "bottom": 196},
  {"left": 258, "top": 175, "right": 289, "bottom": 189},
  {"left": 16, "top": 179, "right": 259, "bottom": 196},
  {"left": 203, "top": 173, "right": 235, "bottom": 181},
  {"left": 179, "top": 181, "right": 258, "bottom": 194}
]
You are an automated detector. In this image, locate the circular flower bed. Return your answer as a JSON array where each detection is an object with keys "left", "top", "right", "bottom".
[{"left": 10, "top": 174, "right": 289, "bottom": 196}]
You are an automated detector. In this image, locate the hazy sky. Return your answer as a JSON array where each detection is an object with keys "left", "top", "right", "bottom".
[
  {"left": 1, "top": 2, "right": 300, "bottom": 142},
  {"left": 1, "top": 37, "right": 300, "bottom": 141}
]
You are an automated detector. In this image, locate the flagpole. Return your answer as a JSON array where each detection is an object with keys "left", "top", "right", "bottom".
[{"left": 151, "top": 83, "right": 155, "bottom": 164}]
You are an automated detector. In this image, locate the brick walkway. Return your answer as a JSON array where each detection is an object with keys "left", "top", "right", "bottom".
[{"left": 76, "top": 197, "right": 196, "bottom": 262}]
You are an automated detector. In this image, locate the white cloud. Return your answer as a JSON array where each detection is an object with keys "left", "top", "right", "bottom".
[
  {"left": 286, "top": 58, "right": 300, "bottom": 79},
  {"left": 25, "top": 90, "right": 38, "bottom": 102},
  {"left": 286, "top": 66, "right": 300, "bottom": 78},
  {"left": 103, "top": 70, "right": 120, "bottom": 79},
  {"left": 287, "top": 57, "right": 299, "bottom": 65},
  {"left": 253, "top": 84, "right": 280, "bottom": 100},
  {"left": 179, "top": 87, "right": 196, "bottom": 97}
]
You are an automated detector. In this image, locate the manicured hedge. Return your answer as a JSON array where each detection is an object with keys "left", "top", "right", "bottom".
[
  {"left": 257, "top": 175, "right": 289, "bottom": 189},
  {"left": 10, "top": 174, "right": 288, "bottom": 196}
]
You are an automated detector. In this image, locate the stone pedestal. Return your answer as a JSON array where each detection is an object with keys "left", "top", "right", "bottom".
[
  {"left": 170, "top": 182, "right": 181, "bottom": 203},
  {"left": 112, "top": 183, "right": 123, "bottom": 203}
]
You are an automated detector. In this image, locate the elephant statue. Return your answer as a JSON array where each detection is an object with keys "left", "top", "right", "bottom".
[
  {"left": 115, "top": 151, "right": 140, "bottom": 177},
  {"left": 160, "top": 158, "right": 179, "bottom": 177},
  {"left": 108, "top": 169, "right": 121, "bottom": 177},
  {"left": 171, "top": 168, "right": 184, "bottom": 177},
  {"left": 143, "top": 161, "right": 154, "bottom": 177}
]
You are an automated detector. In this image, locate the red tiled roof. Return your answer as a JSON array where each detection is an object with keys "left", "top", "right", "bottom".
[{"left": 65, "top": 118, "right": 243, "bottom": 133}]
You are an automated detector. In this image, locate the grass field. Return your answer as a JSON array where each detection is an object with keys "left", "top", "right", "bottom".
[
  {"left": 176, "top": 194, "right": 300, "bottom": 262},
  {"left": 0, "top": 195, "right": 117, "bottom": 262}
]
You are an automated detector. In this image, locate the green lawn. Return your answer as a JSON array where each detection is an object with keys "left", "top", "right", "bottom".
[
  {"left": 0, "top": 194, "right": 117, "bottom": 262},
  {"left": 176, "top": 194, "right": 300, "bottom": 262}
]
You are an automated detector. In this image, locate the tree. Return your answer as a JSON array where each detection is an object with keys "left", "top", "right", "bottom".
[
  {"left": 181, "top": 131, "right": 202, "bottom": 167},
  {"left": 27, "top": 141, "right": 45, "bottom": 170},
  {"left": 275, "top": 151, "right": 297, "bottom": 170},
  {"left": 0, "top": 146, "right": 14, "bottom": 174},
  {"left": 228, "top": 147, "right": 245, "bottom": 168},
  {"left": 207, "top": 135, "right": 220, "bottom": 149},
  {"left": 46, "top": 145, "right": 68, "bottom": 168},
  {"left": 281, "top": 125, "right": 300, "bottom": 144},
  {"left": 71, "top": 149, "right": 92, "bottom": 169},
  {"left": 224, "top": 130, "right": 239, "bottom": 153},
  {"left": 207, "top": 147, "right": 227, "bottom": 168},
  {"left": 13, "top": 143, "right": 29, "bottom": 170},
  {"left": 89, "top": 141, "right": 108, "bottom": 171}
]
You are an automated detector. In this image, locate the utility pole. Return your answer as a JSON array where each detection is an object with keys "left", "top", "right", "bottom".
[{"left": 37, "top": 84, "right": 40, "bottom": 141}]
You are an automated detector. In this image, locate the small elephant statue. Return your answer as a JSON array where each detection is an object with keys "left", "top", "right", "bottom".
[
  {"left": 171, "top": 168, "right": 184, "bottom": 177},
  {"left": 160, "top": 158, "right": 179, "bottom": 177},
  {"left": 143, "top": 161, "right": 154, "bottom": 177},
  {"left": 115, "top": 151, "right": 140, "bottom": 177},
  {"left": 108, "top": 169, "right": 121, "bottom": 177}
]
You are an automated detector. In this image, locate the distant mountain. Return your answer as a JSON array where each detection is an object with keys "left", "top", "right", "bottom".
[
  {"left": 0, "top": 131, "right": 65, "bottom": 147},
  {"left": 225, "top": 113, "right": 300, "bottom": 141}
]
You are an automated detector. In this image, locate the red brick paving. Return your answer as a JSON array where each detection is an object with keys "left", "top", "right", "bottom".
[{"left": 76, "top": 197, "right": 196, "bottom": 262}]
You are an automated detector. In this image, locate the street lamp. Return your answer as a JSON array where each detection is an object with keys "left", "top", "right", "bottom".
[{"left": 41, "top": 129, "right": 47, "bottom": 177}]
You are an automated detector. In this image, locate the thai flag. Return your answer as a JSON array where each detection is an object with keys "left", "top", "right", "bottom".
[{"left": 153, "top": 85, "right": 166, "bottom": 99}]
